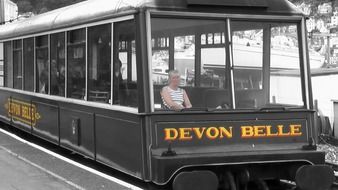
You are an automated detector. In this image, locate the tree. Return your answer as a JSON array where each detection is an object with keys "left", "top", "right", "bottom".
[
  {"left": 11, "top": 0, "right": 86, "bottom": 14},
  {"left": 15, "top": 0, "right": 34, "bottom": 13}
]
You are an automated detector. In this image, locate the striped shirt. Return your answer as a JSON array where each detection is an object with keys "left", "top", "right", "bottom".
[{"left": 162, "top": 86, "right": 184, "bottom": 109}]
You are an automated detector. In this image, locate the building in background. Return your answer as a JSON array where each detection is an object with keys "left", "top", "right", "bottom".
[
  {"left": 318, "top": 3, "right": 333, "bottom": 15},
  {"left": 307, "top": 17, "right": 316, "bottom": 32},
  {"left": 331, "top": 11, "right": 338, "bottom": 26},
  {"left": 0, "top": 0, "right": 18, "bottom": 25}
]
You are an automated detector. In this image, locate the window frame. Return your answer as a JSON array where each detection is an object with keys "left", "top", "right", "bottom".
[
  {"left": 147, "top": 12, "right": 309, "bottom": 112},
  {"left": 0, "top": 15, "right": 139, "bottom": 114}
]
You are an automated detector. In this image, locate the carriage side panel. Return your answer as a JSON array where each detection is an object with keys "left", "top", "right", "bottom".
[{"left": 95, "top": 114, "right": 144, "bottom": 179}]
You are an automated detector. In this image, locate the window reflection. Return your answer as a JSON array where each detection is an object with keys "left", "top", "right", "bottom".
[
  {"left": 200, "top": 30, "right": 226, "bottom": 89},
  {"left": 152, "top": 36, "right": 169, "bottom": 85},
  {"left": 151, "top": 18, "right": 229, "bottom": 109},
  {"left": 174, "top": 35, "right": 195, "bottom": 86},
  {"left": 270, "top": 24, "right": 303, "bottom": 106},
  {"left": 13, "top": 40, "right": 22, "bottom": 90},
  {"left": 113, "top": 20, "right": 138, "bottom": 107},
  {"left": 67, "top": 29, "right": 86, "bottom": 99},
  {"left": 23, "top": 38, "right": 34, "bottom": 92},
  {"left": 232, "top": 21, "right": 264, "bottom": 108},
  {"left": 4, "top": 42, "right": 13, "bottom": 88},
  {"left": 36, "top": 35, "right": 49, "bottom": 94},
  {"left": 50, "top": 32, "right": 66, "bottom": 97},
  {"left": 88, "top": 24, "right": 111, "bottom": 103},
  {"left": 231, "top": 21, "right": 303, "bottom": 108}
]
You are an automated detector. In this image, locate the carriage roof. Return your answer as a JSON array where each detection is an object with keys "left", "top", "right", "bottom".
[{"left": 0, "top": 0, "right": 302, "bottom": 40}]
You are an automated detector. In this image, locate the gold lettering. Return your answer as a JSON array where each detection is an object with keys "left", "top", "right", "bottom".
[
  {"left": 179, "top": 128, "right": 193, "bottom": 140},
  {"left": 164, "top": 128, "right": 178, "bottom": 141},
  {"left": 219, "top": 127, "right": 233, "bottom": 138},
  {"left": 277, "top": 125, "right": 290, "bottom": 136},
  {"left": 11, "top": 103, "right": 21, "bottom": 116},
  {"left": 193, "top": 127, "right": 206, "bottom": 139},
  {"left": 21, "top": 106, "right": 31, "bottom": 120},
  {"left": 290, "top": 124, "right": 302, "bottom": 136},
  {"left": 22, "top": 106, "right": 27, "bottom": 119},
  {"left": 206, "top": 127, "right": 220, "bottom": 140},
  {"left": 241, "top": 126, "right": 254, "bottom": 138},
  {"left": 266, "top": 125, "right": 278, "bottom": 137},
  {"left": 254, "top": 126, "right": 266, "bottom": 137}
]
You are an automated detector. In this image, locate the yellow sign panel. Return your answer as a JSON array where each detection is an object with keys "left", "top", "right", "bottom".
[{"left": 4, "top": 98, "right": 41, "bottom": 127}]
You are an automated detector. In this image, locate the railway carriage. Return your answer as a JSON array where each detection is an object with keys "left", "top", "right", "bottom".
[{"left": 0, "top": 0, "right": 334, "bottom": 189}]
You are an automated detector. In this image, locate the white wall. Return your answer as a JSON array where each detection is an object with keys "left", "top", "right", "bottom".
[{"left": 312, "top": 74, "right": 338, "bottom": 125}]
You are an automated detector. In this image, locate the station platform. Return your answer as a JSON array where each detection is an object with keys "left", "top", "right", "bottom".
[{"left": 0, "top": 127, "right": 142, "bottom": 190}]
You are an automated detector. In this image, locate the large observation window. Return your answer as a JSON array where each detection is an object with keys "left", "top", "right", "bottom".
[
  {"left": 151, "top": 17, "right": 305, "bottom": 111},
  {"left": 151, "top": 18, "right": 229, "bottom": 109},
  {"left": 231, "top": 21, "right": 303, "bottom": 109},
  {"left": 269, "top": 24, "right": 303, "bottom": 106},
  {"left": 231, "top": 21, "right": 264, "bottom": 108},
  {"left": 231, "top": 21, "right": 303, "bottom": 108}
]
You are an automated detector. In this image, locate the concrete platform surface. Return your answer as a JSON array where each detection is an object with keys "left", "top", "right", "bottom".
[
  {"left": 0, "top": 148, "right": 76, "bottom": 190},
  {"left": 0, "top": 128, "right": 141, "bottom": 190}
]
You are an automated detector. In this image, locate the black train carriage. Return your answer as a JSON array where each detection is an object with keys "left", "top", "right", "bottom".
[{"left": 0, "top": 0, "right": 334, "bottom": 189}]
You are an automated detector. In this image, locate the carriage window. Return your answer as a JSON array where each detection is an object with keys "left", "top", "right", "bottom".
[
  {"left": 88, "top": 24, "right": 111, "bottom": 103},
  {"left": 23, "top": 38, "right": 34, "bottom": 92},
  {"left": 270, "top": 24, "right": 303, "bottom": 106},
  {"left": 67, "top": 29, "right": 86, "bottom": 100},
  {"left": 113, "top": 20, "right": 138, "bottom": 107},
  {"left": 0, "top": 43, "right": 4, "bottom": 86},
  {"left": 231, "top": 21, "right": 304, "bottom": 109},
  {"left": 4, "top": 41, "right": 13, "bottom": 88},
  {"left": 13, "top": 40, "right": 22, "bottom": 90},
  {"left": 50, "top": 32, "right": 65, "bottom": 97},
  {"left": 151, "top": 18, "right": 230, "bottom": 110},
  {"left": 232, "top": 21, "right": 264, "bottom": 108},
  {"left": 36, "top": 36, "right": 49, "bottom": 94}
]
